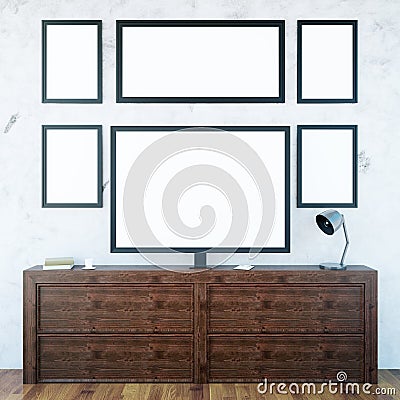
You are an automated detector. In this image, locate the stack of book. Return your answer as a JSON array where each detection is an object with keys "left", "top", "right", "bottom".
[{"left": 43, "top": 257, "right": 74, "bottom": 270}]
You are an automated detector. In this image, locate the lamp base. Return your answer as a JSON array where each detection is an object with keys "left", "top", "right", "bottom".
[{"left": 319, "top": 262, "right": 347, "bottom": 270}]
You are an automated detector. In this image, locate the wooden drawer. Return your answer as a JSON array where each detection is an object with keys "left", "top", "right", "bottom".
[
  {"left": 208, "top": 285, "right": 364, "bottom": 333},
  {"left": 38, "top": 335, "right": 193, "bottom": 382},
  {"left": 38, "top": 285, "right": 193, "bottom": 333},
  {"left": 208, "top": 335, "right": 364, "bottom": 382}
]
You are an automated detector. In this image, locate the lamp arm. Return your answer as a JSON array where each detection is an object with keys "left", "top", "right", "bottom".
[{"left": 340, "top": 218, "right": 350, "bottom": 266}]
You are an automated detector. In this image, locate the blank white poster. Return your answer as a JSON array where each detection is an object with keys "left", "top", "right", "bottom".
[
  {"left": 45, "top": 129, "right": 99, "bottom": 204},
  {"left": 45, "top": 24, "right": 99, "bottom": 100},
  {"left": 121, "top": 25, "right": 281, "bottom": 99},
  {"left": 300, "top": 129, "right": 355, "bottom": 204},
  {"left": 301, "top": 24, "right": 354, "bottom": 100}
]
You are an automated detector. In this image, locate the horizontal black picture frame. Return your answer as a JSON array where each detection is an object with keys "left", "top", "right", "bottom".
[{"left": 116, "top": 20, "right": 285, "bottom": 103}]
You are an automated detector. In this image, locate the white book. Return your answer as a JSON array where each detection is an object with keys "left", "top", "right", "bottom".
[{"left": 43, "top": 264, "right": 74, "bottom": 270}]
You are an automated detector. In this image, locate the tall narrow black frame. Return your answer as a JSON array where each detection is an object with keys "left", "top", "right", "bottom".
[
  {"left": 111, "top": 126, "right": 290, "bottom": 253},
  {"left": 42, "top": 20, "right": 103, "bottom": 103},
  {"left": 116, "top": 21, "right": 285, "bottom": 103},
  {"left": 297, "top": 20, "right": 358, "bottom": 104},
  {"left": 42, "top": 125, "right": 103, "bottom": 208},
  {"left": 297, "top": 125, "right": 358, "bottom": 208}
]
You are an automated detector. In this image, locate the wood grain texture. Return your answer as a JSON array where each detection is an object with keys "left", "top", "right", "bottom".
[
  {"left": 24, "top": 264, "right": 376, "bottom": 285},
  {"left": 37, "top": 335, "right": 193, "bottom": 382},
  {"left": 194, "top": 283, "right": 208, "bottom": 384},
  {"left": 23, "top": 265, "right": 377, "bottom": 384},
  {"left": 22, "top": 273, "right": 36, "bottom": 384},
  {"left": 208, "top": 284, "right": 364, "bottom": 333},
  {"left": 1, "top": 370, "right": 398, "bottom": 400},
  {"left": 365, "top": 273, "right": 378, "bottom": 383},
  {"left": 38, "top": 284, "right": 193, "bottom": 333},
  {"left": 208, "top": 335, "right": 364, "bottom": 382}
]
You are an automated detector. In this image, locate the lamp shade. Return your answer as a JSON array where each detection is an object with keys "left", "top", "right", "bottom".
[{"left": 316, "top": 210, "right": 344, "bottom": 235}]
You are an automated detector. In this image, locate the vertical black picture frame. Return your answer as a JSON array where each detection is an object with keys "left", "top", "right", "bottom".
[
  {"left": 42, "top": 125, "right": 103, "bottom": 208},
  {"left": 297, "top": 125, "right": 358, "bottom": 208},
  {"left": 297, "top": 20, "right": 358, "bottom": 104},
  {"left": 42, "top": 20, "right": 103, "bottom": 103}
]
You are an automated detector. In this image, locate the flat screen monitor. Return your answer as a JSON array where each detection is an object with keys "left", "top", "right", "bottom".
[{"left": 111, "top": 126, "right": 290, "bottom": 265}]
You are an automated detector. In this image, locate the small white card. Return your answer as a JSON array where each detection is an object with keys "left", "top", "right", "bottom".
[
  {"left": 234, "top": 264, "right": 255, "bottom": 271},
  {"left": 82, "top": 258, "right": 96, "bottom": 270}
]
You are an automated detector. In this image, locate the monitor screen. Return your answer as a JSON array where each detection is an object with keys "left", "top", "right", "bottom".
[{"left": 111, "top": 126, "right": 290, "bottom": 254}]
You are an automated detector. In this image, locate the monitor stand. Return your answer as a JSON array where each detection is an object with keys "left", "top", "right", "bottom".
[{"left": 190, "top": 252, "right": 209, "bottom": 269}]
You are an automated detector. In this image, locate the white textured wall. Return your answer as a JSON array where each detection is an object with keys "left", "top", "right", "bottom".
[{"left": 0, "top": 0, "right": 399, "bottom": 369}]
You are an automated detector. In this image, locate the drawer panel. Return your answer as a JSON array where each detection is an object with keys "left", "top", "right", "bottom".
[
  {"left": 38, "top": 285, "right": 193, "bottom": 333},
  {"left": 208, "top": 285, "right": 364, "bottom": 333},
  {"left": 38, "top": 335, "right": 193, "bottom": 382},
  {"left": 208, "top": 335, "right": 364, "bottom": 382}
]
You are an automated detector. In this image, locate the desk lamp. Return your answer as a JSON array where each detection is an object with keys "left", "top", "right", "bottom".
[{"left": 316, "top": 210, "right": 349, "bottom": 270}]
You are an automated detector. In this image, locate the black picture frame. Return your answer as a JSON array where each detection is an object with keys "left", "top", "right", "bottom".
[
  {"left": 116, "top": 20, "right": 285, "bottom": 103},
  {"left": 297, "top": 125, "right": 358, "bottom": 208},
  {"left": 42, "top": 20, "right": 103, "bottom": 103},
  {"left": 297, "top": 20, "right": 358, "bottom": 104},
  {"left": 111, "top": 126, "right": 290, "bottom": 253},
  {"left": 42, "top": 125, "right": 103, "bottom": 208}
]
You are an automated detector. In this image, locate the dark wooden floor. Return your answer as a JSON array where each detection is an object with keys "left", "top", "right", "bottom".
[{"left": 0, "top": 370, "right": 399, "bottom": 400}]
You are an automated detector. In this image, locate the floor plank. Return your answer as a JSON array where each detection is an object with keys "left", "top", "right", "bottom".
[
  {"left": 0, "top": 371, "right": 398, "bottom": 400},
  {"left": 0, "top": 370, "right": 21, "bottom": 399}
]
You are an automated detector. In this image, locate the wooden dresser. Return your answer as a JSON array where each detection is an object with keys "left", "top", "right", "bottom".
[{"left": 23, "top": 265, "right": 377, "bottom": 384}]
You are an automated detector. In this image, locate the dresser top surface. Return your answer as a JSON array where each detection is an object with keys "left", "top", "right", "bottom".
[{"left": 26, "top": 264, "right": 376, "bottom": 272}]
